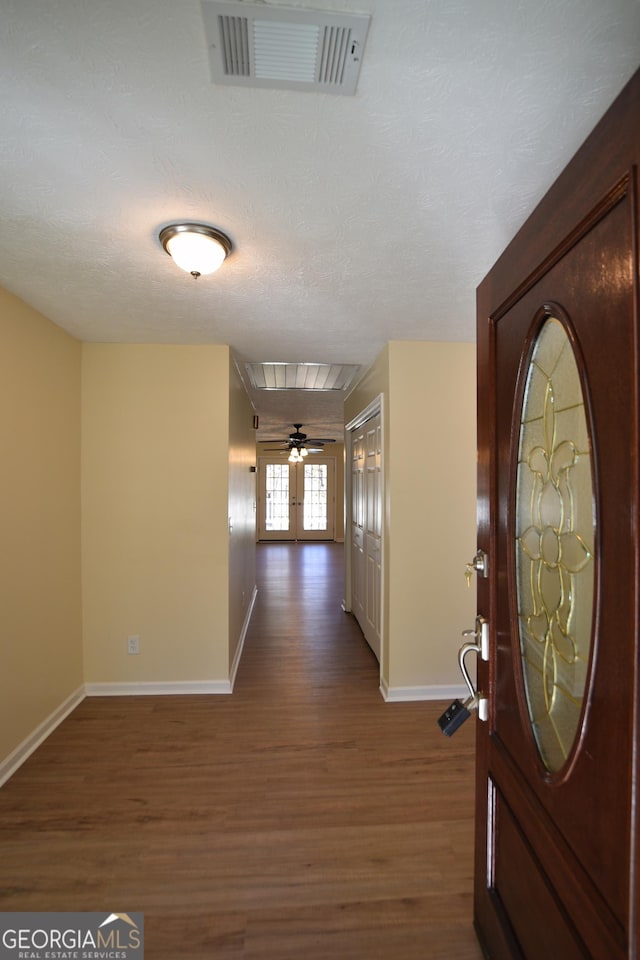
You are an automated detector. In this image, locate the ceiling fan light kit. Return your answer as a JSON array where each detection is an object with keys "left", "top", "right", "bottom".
[
  {"left": 288, "top": 448, "right": 308, "bottom": 463},
  {"left": 262, "top": 423, "right": 337, "bottom": 458},
  {"left": 159, "top": 222, "right": 232, "bottom": 278}
]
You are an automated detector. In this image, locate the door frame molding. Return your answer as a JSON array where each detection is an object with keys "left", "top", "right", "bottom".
[{"left": 345, "top": 394, "right": 385, "bottom": 682}]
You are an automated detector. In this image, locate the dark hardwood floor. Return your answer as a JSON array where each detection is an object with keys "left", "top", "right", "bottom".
[{"left": 0, "top": 542, "right": 482, "bottom": 959}]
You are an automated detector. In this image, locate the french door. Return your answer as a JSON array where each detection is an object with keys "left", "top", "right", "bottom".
[
  {"left": 474, "top": 69, "right": 639, "bottom": 958},
  {"left": 257, "top": 457, "right": 335, "bottom": 541}
]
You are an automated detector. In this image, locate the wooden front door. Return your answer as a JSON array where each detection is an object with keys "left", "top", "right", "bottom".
[{"left": 474, "top": 70, "right": 640, "bottom": 959}]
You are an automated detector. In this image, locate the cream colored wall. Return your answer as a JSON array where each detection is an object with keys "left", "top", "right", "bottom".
[
  {"left": 344, "top": 345, "right": 390, "bottom": 422},
  {"left": 0, "top": 287, "right": 83, "bottom": 762},
  {"left": 82, "top": 344, "right": 231, "bottom": 683},
  {"left": 387, "top": 341, "right": 477, "bottom": 689},
  {"left": 345, "top": 342, "right": 477, "bottom": 693},
  {"left": 228, "top": 357, "right": 257, "bottom": 670}
]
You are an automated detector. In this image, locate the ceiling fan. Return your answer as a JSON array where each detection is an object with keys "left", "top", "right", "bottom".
[{"left": 262, "top": 423, "right": 337, "bottom": 457}]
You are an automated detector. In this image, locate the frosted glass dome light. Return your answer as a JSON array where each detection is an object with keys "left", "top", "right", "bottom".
[{"left": 159, "top": 223, "right": 232, "bottom": 278}]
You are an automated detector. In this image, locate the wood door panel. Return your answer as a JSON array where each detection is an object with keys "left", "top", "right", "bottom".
[
  {"left": 493, "top": 788, "right": 588, "bottom": 960},
  {"left": 490, "top": 188, "right": 635, "bottom": 926},
  {"left": 488, "top": 746, "right": 627, "bottom": 958},
  {"left": 475, "top": 68, "right": 640, "bottom": 960}
]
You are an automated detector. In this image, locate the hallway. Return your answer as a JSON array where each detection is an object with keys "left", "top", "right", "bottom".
[{"left": 0, "top": 542, "right": 481, "bottom": 959}]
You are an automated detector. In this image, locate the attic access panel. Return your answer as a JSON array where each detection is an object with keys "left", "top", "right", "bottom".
[{"left": 201, "top": 1, "right": 370, "bottom": 95}]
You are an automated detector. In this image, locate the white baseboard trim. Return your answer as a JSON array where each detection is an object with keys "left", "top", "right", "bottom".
[
  {"left": 380, "top": 681, "right": 468, "bottom": 702},
  {"left": 0, "top": 685, "right": 86, "bottom": 788},
  {"left": 85, "top": 680, "right": 233, "bottom": 696},
  {"left": 230, "top": 585, "right": 257, "bottom": 690}
]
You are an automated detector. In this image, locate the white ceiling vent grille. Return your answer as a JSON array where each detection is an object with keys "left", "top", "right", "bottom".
[{"left": 201, "top": 1, "right": 370, "bottom": 95}]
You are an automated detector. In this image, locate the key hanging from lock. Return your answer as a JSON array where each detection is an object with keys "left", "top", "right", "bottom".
[{"left": 464, "top": 548, "right": 489, "bottom": 586}]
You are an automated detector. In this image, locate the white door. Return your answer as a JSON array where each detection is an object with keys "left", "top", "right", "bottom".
[
  {"left": 258, "top": 457, "right": 336, "bottom": 541},
  {"left": 351, "top": 430, "right": 366, "bottom": 625},
  {"left": 349, "top": 412, "right": 382, "bottom": 660},
  {"left": 364, "top": 418, "right": 382, "bottom": 656}
]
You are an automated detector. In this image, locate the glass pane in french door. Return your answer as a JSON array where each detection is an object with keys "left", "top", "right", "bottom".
[
  {"left": 303, "top": 463, "right": 328, "bottom": 531},
  {"left": 265, "top": 463, "right": 290, "bottom": 531}
]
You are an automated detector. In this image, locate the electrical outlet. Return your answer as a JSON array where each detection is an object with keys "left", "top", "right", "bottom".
[{"left": 127, "top": 635, "right": 140, "bottom": 655}]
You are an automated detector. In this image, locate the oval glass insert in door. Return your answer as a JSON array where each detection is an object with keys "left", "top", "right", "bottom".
[{"left": 515, "top": 316, "right": 596, "bottom": 773}]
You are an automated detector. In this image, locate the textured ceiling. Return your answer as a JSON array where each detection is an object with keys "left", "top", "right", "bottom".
[{"left": 1, "top": 0, "right": 639, "bottom": 439}]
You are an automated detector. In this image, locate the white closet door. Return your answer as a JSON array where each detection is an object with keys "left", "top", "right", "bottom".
[
  {"left": 349, "top": 413, "right": 382, "bottom": 660},
  {"left": 363, "top": 418, "right": 382, "bottom": 658}
]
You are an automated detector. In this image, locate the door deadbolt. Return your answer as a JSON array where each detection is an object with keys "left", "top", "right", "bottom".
[{"left": 465, "top": 549, "right": 489, "bottom": 585}]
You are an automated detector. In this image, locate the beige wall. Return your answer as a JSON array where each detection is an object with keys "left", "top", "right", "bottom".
[
  {"left": 228, "top": 357, "right": 257, "bottom": 671},
  {"left": 344, "top": 344, "right": 390, "bottom": 421},
  {"left": 0, "top": 288, "right": 83, "bottom": 762},
  {"left": 345, "top": 341, "right": 477, "bottom": 693},
  {"left": 387, "top": 341, "right": 477, "bottom": 689},
  {"left": 81, "top": 344, "right": 233, "bottom": 684}
]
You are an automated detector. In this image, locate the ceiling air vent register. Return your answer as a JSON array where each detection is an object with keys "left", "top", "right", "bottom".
[{"left": 201, "top": 1, "right": 370, "bottom": 95}]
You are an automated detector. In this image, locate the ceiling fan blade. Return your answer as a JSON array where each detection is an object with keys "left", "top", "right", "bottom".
[{"left": 305, "top": 438, "right": 336, "bottom": 445}]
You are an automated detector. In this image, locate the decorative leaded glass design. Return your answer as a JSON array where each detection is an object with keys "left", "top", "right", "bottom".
[
  {"left": 265, "top": 464, "right": 290, "bottom": 531},
  {"left": 515, "top": 317, "right": 595, "bottom": 772},
  {"left": 303, "top": 463, "right": 328, "bottom": 530}
]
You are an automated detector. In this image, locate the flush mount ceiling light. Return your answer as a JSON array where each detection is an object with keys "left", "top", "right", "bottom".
[{"left": 159, "top": 223, "right": 232, "bottom": 279}]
